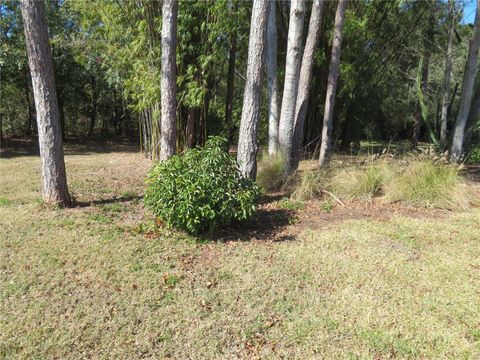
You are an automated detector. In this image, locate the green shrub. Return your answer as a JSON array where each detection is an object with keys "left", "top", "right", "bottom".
[
  {"left": 466, "top": 147, "right": 480, "bottom": 164},
  {"left": 144, "top": 137, "right": 260, "bottom": 235},
  {"left": 256, "top": 154, "right": 286, "bottom": 192},
  {"left": 330, "top": 163, "right": 392, "bottom": 200},
  {"left": 384, "top": 160, "right": 469, "bottom": 209}
]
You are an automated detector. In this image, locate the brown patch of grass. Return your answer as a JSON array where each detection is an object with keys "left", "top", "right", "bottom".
[{"left": 1, "top": 144, "right": 480, "bottom": 358}]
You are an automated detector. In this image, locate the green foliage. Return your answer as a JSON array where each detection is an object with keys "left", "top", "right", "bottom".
[
  {"left": 277, "top": 197, "right": 305, "bottom": 211},
  {"left": 144, "top": 137, "right": 260, "bottom": 234},
  {"left": 384, "top": 160, "right": 469, "bottom": 209},
  {"left": 466, "top": 146, "right": 480, "bottom": 164},
  {"left": 256, "top": 154, "right": 286, "bottom": 192}
]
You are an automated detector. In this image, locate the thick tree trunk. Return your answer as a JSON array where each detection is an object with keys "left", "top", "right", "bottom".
[
  {"left": 237, "top": 0, "right": 268, "bottom": 179},
  {"left": 318, "top": 0, "right": 348, "bottom": 167},
  {"left": 225, "top": 1, "right": 237, "bottom": 149},
  {"left": 463, "top": 80, "right": 480, "bottom": 149},
  {"left": 266, "top": 0, "right": 279, "bottom": 156},
  {"left": 160, "top": 0, "right": 178, "bottom": 161},
  {"left": 450, "top": 0, "right": 480, "bottom": 162},
  {"left": 440, "top": 0, "right": 455, "bottom": 145},
  {"left": 278, "top": 0, "right": 305, "bottom": 172},
  {"left": 291, "top": 0, "right": 325, "bottom": 171},
  {"left": 20, "top": 0, "right": 71, "bottom": 207}
]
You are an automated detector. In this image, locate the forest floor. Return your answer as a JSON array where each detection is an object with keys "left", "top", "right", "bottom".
[{"left": 1, "top": 139, "right": 480, "bottom": 359}]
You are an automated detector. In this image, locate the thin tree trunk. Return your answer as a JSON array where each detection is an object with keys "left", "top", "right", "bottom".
[
  {"left": 225, "top": 0, "right": 237, "bottom": 149},
  {"left": 291, "top": 0, "right": 325, "bottom": 171},
  {"left": 88, "top": 75, "right": 97, "bottom": 137},
  {"left": 278, "top": 0, "right": 305, "bottom": 172},
  {"left": 160, "top": 0, "right": 178, "bottom": 161},
  {"left": 24, "top": 68, "right": 34, "bottom": 137},
  {"left": 412, "top": 8, "right": 435, "bottom": 150},
  {"left": 440, "top": 0, "right": 455, "bottom": 145},
  {"left": 237, "top": 0, "right": 268, "bottom": 179},
  {"left": 450, "top": 0, "right": 480, "bottom": 162},
  {"left": 186, "top": 107, "right": 195, "bottom": 148},
  {"left": 20, "top": 0, "right": 71, "bottom": 206},
  {"left": 266, "top": 0, "right": 279, "bottom": 156},
  {"left": 318, "top": 0, "right": 348, "bottom": 167}
]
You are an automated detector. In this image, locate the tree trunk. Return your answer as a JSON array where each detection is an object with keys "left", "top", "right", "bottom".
[
  {"left": 58, "top": 94, "right": 66, "bottom": 140},
  {"left": 291, "top": 0, "right": 325, "bottom": 171},
  {"left": 186, "top": 107, "right": 195, "bottom": 148},
  {"left": 440, "top": 0, "right": 455, "bottom": 145},
  {"left": 318, "top": 0, "right": 348, "bottom": 167},
  {"left": 225, "top": 0, "right": 237, "bottom": 149},
  {"left": 88, "top": 76, "right": 97, "bottom": 137},
  {"left": 160, "top": 0, "right": 178, "bottom": 161},
  {"left": 463, "top": 80, "right": 480, "bottom": 150},
  {"left": 237, "top": 0, "right": 268, "bottom": 179},
  {"left": 20, "top": 0, "right": 71, "bottom": 207},
  {"left": 278, "top": 0, "right": 305, "bottom": 172},
  {"left": 412, "top": 8, "right": 435, "bottom": 150},
  {"left": 266, "top": 0, "right": 279, "bottom": 156},
  {"left": 450, "top": 0, "right": 480, "bottom": 162},
  {"left": 24, "top": 68, "right": 34, "bottom": 137}
]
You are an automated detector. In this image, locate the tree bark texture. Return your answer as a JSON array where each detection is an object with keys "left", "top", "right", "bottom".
[
  {"left": 225, "top": 0, "right": 237, "bottom": 149},
  {"left": 20, "top": 0, "right": 71, "bottom": 207},
  {"left": 160, "top": 0, "right": 178, "bottom": 161},
  {"left": 450, "top": 0, "right": 480, "bottom": 162},
  {"left": 291, "top": 0, "right": 325, "bottom": 171},
  {"left": 318, "top": 0, "right": 348, "bottom": 167},
  {"left": 440, "top": 0, "right": 455, "bottom": 145},
  {"left": 278, "top": 0, "right": 305, "bottom": 172},
  {"left": 237, "top": 0, "right": 268, "bottom": 179},
  {"left": 266, "top": 0, "right": 280, "bottom": 156}
]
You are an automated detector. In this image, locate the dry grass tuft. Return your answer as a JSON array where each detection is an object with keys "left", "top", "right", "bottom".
[
  {"left": 256, "top": 154, "right": 286, "bottom": 192},
  {"left": 384, "top": 159, "right": 470, "bottom": 210}
]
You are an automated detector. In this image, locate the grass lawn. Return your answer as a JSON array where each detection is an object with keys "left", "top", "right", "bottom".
[{"left": 1, "top": 141, "right": 480, "bottom": 359}]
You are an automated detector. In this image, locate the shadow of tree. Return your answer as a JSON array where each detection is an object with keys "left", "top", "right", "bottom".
[{"left": 74, "top": 195, "right": 143, "bottom": 208}]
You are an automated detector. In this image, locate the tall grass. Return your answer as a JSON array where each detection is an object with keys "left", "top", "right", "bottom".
[
  {"left": 384, "top": 160, "right": 469, "bottom": 210},
  {"left": 291, "top": 169, "right": 329, "bottom": 201},
  {"left": 256, "top": 154, "right": 286, "bottom": 192},
  {"left": 329, "top": 163, "right": 392, "bottom": 200}
]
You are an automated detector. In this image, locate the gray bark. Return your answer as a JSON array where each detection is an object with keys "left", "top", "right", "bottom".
[
  {"left": 450, "top": 0, "right": 480, "bottom": 162},
  {"left": 440, "top": 0, "right": 455, "bottom": 145},
  {"left": 278, "top": 0, "right": 305, "bottom": 172},
  {"left": 266, "top": 0, "right": 279, "bottom": 156},
  {"left": 20, "top": 0, "right": 71, "bottom": 207},
  {"left": 318, "top": 0, "right": 348, "bottom": 167},
  {"left": 237, "top": 0, "right": 269, "bottom": 179},
  {"left": 291, "top": 0, "right": 325, "bottom": 171},
  {"left": 160, "top": 0, "right": 178, "bottom": 161}
]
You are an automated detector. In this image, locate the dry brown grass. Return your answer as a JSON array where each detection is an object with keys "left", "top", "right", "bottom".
[{"left": 1, "top": 143, "right": 480, "bottom": 359}]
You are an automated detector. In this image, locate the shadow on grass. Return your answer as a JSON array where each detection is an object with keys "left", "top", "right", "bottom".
[
  {"left": 0, "top": 138, "right": 140, "bottom": 159},
  {"left": 74, "top": 195, "right": 143, "bottom": 208},
  {"left": 203, "top": 194, "right": 296, "bottom": 243}
]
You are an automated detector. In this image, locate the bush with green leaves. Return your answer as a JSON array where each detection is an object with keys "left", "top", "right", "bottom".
[
  {"left": 466, "top": 146, "right": 480, "bottom": 164},
  {"left": 144, "top": 137, "right": 260, "bottom": 234}
]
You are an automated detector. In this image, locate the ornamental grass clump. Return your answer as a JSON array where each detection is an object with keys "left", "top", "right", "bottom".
[{"left": 144, "top": 137, "right": 260, "bottom": 235}]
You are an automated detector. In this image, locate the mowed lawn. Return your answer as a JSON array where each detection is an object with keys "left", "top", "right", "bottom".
[{"left": 1, "top": 142, "right": 480, "bottom": 359}]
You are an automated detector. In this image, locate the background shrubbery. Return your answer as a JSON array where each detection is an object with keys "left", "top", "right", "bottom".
[{"left": 144, "top": 137, "right": 260, "bottom": 235}]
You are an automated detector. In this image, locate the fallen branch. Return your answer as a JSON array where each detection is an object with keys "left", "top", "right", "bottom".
[{"left": 321, "top": 190, "right": 346, "bottom": 207}]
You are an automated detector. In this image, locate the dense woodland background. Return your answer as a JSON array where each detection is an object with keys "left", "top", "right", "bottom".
[{"left": 1, "top": 0, "right": 478, "bottom": 159}]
